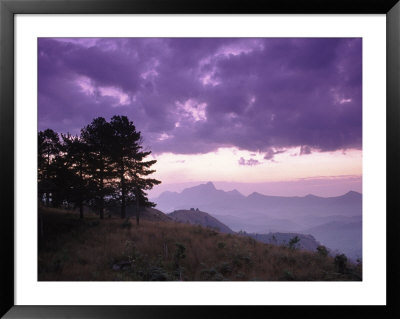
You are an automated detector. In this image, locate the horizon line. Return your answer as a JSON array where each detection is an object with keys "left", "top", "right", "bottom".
[{"left": 150, "top": 180, "right": 362, "bottom": 199}]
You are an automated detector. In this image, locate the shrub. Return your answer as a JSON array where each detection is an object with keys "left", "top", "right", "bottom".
[
  {"left": 235, "top": 271, "right": 246, "bottom": 280},
  {"left": 288, "top": 236, "right": 300, "bottom": 250},
  {"left": 281, "top": 270, "right": 295, "bottom": 281},
  {"left": 206, "top": 229, "right": 218, "bottom": 236},
  {"left": 174, "top": 243, "right": 186, "bottom": 267},
  {"left": 149, "top": 266, "right": 169, "bottom": 281},
  {"left": 213, "top": 273, "right": 225, "bottom": 281},
  {"left": 200, "top": 267, "right": 217, "bottom": 280},
  {"left": 334, "top": 254, "right": 348, "bottom": 274},
  {"left": 217, "top": 241, "right": 226, "bottom": 249},
  {"left": 316, "top": 245, "right": 329, "bottom": 257},
  {"left": 218, "top": 262, "right": 233, "bottom": 275}
]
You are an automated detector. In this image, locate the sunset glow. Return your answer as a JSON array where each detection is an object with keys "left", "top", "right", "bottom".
[{"left": 149, "top": 147, "right": 362, "bottom": 184}]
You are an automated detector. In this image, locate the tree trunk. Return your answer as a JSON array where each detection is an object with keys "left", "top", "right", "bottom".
[
  {"left": 135, "top": 200, "right": 140, "bottom": 226},
  {"left": 121, "top": 204, "right": 126, "bottom": 219},
  {"left": 120, "top": 168, "right": 126, "bottom": 219},
  {"left": 79, "top": 164, "right": 84, "bottom": 219},
  {"left": 46, "top": 151, "right": 50, "bottom": 206},
  {"left": 99, "top": 159, "right": 104, "bottom": 219},
  {"left": 79, "top": 202, "right": 83, "bottom": 219},
  {"left": 39, "top": 213, "right": 44, "bottom": 239},
  {"left": 99, "top": 205, "right": 104, "bottom": 219}
]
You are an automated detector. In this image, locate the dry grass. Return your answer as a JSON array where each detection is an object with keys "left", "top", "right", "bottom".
[{"left": 38, "top": 207, "right": 362, "bottom": 281}]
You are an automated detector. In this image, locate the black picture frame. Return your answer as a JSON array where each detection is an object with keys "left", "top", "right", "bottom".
[{"left": 1, "top": 0, "right": 399, "bottom": 318}]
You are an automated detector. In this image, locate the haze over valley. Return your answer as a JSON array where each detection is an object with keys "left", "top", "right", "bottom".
[{"left": 153, "top": 182, "right": 362, "bottom": 260}]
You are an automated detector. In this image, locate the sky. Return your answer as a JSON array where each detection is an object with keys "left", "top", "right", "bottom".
[{"left": 38, "top": 38, "right": 362, "bottom": 197}]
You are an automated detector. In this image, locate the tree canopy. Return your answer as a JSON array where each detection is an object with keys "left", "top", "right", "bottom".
[{"left": 38, "top": 116, "right": 161, "bottom": 223}]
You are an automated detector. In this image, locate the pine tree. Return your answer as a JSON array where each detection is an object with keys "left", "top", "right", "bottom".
[
  {"left": 109, "top": 115, "right": 161, "bottom": 222},
  {"left": 38, "top": 115, "right": 161, "bottom": 221},
  {"left": 81, "top": 117, "right": 114, "bottom": 219},
  {"left": 59, "top": 133, "right": 90, "bottom": 218},
  {"left": 38, "top": 129, "right": 62, "bottom": 206}
]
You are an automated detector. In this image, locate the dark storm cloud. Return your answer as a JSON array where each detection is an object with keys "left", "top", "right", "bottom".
[{"left": 38, "top": 38, "right": 362, "bottom": 157}]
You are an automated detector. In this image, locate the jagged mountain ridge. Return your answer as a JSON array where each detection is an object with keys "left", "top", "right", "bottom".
[{"left": 154, "top": 182, "right": 362, "bottom": 220}]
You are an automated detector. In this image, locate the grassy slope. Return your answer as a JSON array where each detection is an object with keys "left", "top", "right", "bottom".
[{"left": 38, "top": 207, "right": 361, "bottom": 281}]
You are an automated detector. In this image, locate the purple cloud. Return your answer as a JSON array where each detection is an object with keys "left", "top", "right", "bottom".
[
  {"left": 264, "top": 149, "right": 286, "bottom": 160},
  {"left": 38, "top": 38, "right": 362, "bottom": 158},
  {"left": 300, "top": 145, "right": 312, "bottom": 155},
  {"left": 238, "top": 157, "right": 262, "bottom": 166}
]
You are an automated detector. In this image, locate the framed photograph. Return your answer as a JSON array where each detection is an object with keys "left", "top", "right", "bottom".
[{"left": 1, "top": 0, "right": 399, "bottom": 318}]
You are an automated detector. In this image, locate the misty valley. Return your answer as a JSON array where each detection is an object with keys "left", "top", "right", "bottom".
[{"left": 153, "top": 182, "right": 362, "bottom": 261}]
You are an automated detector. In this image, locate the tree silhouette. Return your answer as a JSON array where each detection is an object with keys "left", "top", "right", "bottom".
[
  {"left": 288, "top": 236, "right": 300, "bottom": 250},
  {"left": 109, "top": 115, "right": 161, "bottom": 222},
  {"left": 38, "top": 129, "right": 62, "bottom": 206},
  {"left": 38, "top": 115, "right": 161, "bottom": 221},
  {"left": 81, "top": 117, "right": 114, "bottom": 219},
  {"left": 334, "top": 253, "right": 348, "bottom": 274},
  {"left": 59, "top": 133, "right": 91, "bottom": 218}
]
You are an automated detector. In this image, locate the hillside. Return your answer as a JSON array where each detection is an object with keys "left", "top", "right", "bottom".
[
  {"left": 107, "top": 205, "right": 172, "bottom": 222},
  {"left": 38, "top": 206, "right": 361, "bottom": 281},
  {"left": 246, "top": 232, "right": 321, "bottom": 252},
  {"left": 168, "top": 209, "right": 234, "bottom": 234},
  {"left": 167, "top": 209, "right": 320, "bottom": 252}
]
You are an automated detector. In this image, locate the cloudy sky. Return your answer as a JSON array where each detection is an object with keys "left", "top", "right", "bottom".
[{"left": 38, "top": 38, "right": 362, "bottom": 197}]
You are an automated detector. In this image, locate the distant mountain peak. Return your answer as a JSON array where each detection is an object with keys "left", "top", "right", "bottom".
[
  {"left": 180, "top": 181, "right": 216, "bottom": 193},
  {"left": 192, "top": 181, "right": 217, "bottom": 191},
  {"left": 345, "top": 190, "right": 361, "bottom": 195},
  {"left": 205, "top": 181, "right": 216, "bottom": 189},
  {"left": 341, "top": 190, "right": 362, "bottom": 198},
  {"left": 227, "top": 189, "right": 242, "bottom": 196},
  {"left": 248, "top": 191, "right": 262, "bottom": 197}
]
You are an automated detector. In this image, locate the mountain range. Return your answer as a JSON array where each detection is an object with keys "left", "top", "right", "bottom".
[{"left": 153, "top": 182, "right": 362, "bottom": 260}]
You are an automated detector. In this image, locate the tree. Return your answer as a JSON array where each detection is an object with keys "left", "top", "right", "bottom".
[
  {"left": 81, "top": 117, "right": 114, "bottom": 219},
  {"left": 59, "top": 133, "right": 91, "bottom": 218},
  {"left": 37, "top": 115, "right": 161, "bottom": 221},
  {"left": 38, "top": 129, "right": 62, "bottom": 206},
  {"left": 288, "top": 236, "right": 300, "bottom": 250},
  {"left": 334, "top": 253, "right": 348, "bottom": 274},
  {"left": 109, "top": 115, "right": 161, "bottom": 222}
]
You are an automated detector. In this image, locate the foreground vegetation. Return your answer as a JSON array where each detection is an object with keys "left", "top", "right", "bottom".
[{"left": 38, "top": 207, "right": 362, "bottom": 281}]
